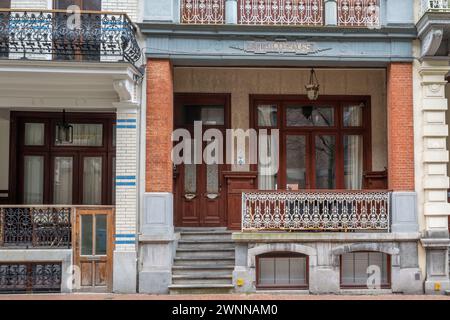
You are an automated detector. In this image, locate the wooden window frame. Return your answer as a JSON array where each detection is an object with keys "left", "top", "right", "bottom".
[
  {"left": 255, "top": 252, "right": 309, "bottom": 290},
  {"left": 249, "top": 95, "right": 372, "bottom": 190},
  {"left": 339, "top": 251, "right": 392, "bottom": 289},
  {"left": 9, "top": 111, "right": 116, "bottom": 205}
]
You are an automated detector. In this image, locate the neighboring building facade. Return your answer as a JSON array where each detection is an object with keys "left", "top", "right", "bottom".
[
  {"left": 0, "top": 0, "right": 449, "bottom": 296},
  {"left": 0, "top": 0, "right": 142, "bottom": 293}
]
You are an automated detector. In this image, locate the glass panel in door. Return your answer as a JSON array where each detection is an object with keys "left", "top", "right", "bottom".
[
  {"left": 23, "top": 156, "right": 44, "bottom": 204},
  {"left": 286, "top": 135, "right": 307, "bottom": 190},
  {"left": 83, "top": 157, "right": 102, "bottom": 205},
  {"left": 315, "top": 135, "right": 336, "bottom": 189},
  {"left": 53, "top": 157, "right": 73, "bottom": 204}
]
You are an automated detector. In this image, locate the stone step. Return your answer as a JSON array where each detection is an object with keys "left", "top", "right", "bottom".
[
  {"left": 173, "top": 257, "right": 235, "bottom": 267},
  {"left": 176, "top": 227, "right": 228, "bottom": 232},
  {"left": 169, "top": 284, "right": 234, "bottom": 295},
  {"left": 176, "top": 248, "right": 235, "bottom": 259},
  {"left": 180, "top": 232, "right": 232, "bottom": 241},
  {"left": 178, "top": 239, "right": 234, "bottom": 244},
  {"left": 177, "top": 242, "right": 235, "bottom": 250},
  {"left": 172, "top": 275, "right": 232, "bottom": 285},
  {"left": 172, "top": 266, "right": 234, "bottom": 276}
]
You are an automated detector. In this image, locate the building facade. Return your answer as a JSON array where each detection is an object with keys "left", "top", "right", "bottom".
[{"left": 0, "top": 0, "right": 449, "bottom": 295}]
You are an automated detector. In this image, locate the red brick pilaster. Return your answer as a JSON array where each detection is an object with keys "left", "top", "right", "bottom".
[
  {"left": 146, "top": 59, "right": 173, "bottom": 193},
  {"left": 387, "top": 63, "right": 414, "bottom": 191}
]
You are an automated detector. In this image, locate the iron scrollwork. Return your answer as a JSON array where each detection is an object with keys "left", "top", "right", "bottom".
[
  {"left": 0, "top": 10, "right": 141, "bottom": 64},
  {"left": 0, "top": 263, "right": 62, "bottom": 293}
]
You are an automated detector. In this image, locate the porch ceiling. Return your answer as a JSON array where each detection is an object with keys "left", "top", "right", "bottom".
[{"left": 0, "top": 60, "right": 140, "bottom": 110}]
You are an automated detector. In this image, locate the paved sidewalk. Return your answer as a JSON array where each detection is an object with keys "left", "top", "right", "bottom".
[{"left": 0, "top": 293, "right": 449, "bottom": 300}]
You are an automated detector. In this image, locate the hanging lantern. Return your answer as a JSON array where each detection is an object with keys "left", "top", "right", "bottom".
[
  {"left": 305, "top": 68, "right": 320, "bottom": 101},
  {"left": 56, "top": 109, "right": 73, "bottom": 144}
]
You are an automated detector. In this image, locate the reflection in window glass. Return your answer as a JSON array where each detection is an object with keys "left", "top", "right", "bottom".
[
  {"left": 24, "top": 156, "right": 44, "bottom": 204},
  {"left": 286, "top": 135, "right": 306, "bottom": 189},
  {"left": 315, "top": 135, "right": 336, "bottom": 189},
  {"left": 257, "top": 105, "right": 277, "bottom": 127},
  {"left": 341, "top": 252, "right": 389, "bottom": 287},
  {"left": 25, "top": 123, "right": 45, "bottom": 146},
  {"left": 83, "top": 157, "right": 102, "bottom": 205},
  {"left": 182, "top": 106, "right": 225, "bottom": 125},
  {"left": 286, "top": 106, "right": 334, "bottom": 127},
  {"left": 344, "top": 135, "right": 363, "bottom": 190},
  {"left": 95, "top": 215, "right": 107, "bottom": 255},
  {"left": 258, "top": 133, "right": 278, "bottom": 190},
  {"left": 55, "top": 123, "right": 103, "bottom": 146},
  {"left": 53, "top": 157, "right": 73, "bottom": 204},
  {"left": 344, "top": 104, "right": 364, "bottom": 127},
  {"left": 81, "top": 215, "right": 93, "bottom": 256},
  {"left": 258, "top": 256, "right": 307, "bottom": 287}
]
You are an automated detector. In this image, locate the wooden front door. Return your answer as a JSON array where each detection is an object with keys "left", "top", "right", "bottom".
[
  {"left": 74, "top": 208, "right": 114, "bottom": 292},
  {"left": 174, "top": 94, "right": 230, "bottom": 227}
]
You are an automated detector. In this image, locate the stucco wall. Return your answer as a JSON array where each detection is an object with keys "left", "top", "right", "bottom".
[
  {"left": 173, "top": 67, "right": 387, "bottom": 172},
  {"left": 0, "top": 110, "right": 9, "bottom": 191}
]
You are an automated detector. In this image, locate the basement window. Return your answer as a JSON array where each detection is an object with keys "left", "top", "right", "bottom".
[
  {"left": 340, "top": 252, "right": 391, "bottom": 289},
  {"left": 256, "top": 253, "right": 308, "bottom": 289}
]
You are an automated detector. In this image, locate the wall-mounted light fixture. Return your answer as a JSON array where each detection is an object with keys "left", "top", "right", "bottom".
[
  {"left": 305, "top": 68, "right": 320, "bottom": 101},
  {"left": 56, "top": 109, "right": 73, "bottom": 144}
]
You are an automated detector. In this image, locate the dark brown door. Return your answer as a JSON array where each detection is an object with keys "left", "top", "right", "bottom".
[
  {"left": 74, "top": 208, "right": 114, "bottom": 292},
  {"left": 174, "top": 94, "right": 230, "bottom": 227}
]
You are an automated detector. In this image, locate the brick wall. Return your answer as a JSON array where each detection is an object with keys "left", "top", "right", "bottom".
[
  {"left": 146, "top": 60, "right": 174, "bottom": 193},
  {"left": 387, "top": 62, "right": 415, "bottom": 191}
]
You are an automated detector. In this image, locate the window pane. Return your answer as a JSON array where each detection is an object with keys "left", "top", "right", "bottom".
[
  {"left": 341, "top": 252, "right": 390, "bottom": 287},
  {"left": 0, "top": 0, "right": 10, "bottom": 9},
  {"left": 286, "top": 135, "right": 307, "bottom": 190},
  {"left": 275, "top": 258, "right": 290, "bottom": 285},
  {"left": 344, "top": 135, "right": 363, "bottom": 190},
  {"left": 24, "top": 156, "right": 44, "bottom": 204},
  {"left": 258, "top": 133, "right": 278, "bottom": 190},
  {"left": 286, "top": 106, "right": 334, "bottom": 127},
  {"left": 257, "top": 105, "right": 277, "bottom": 127},
  {"left": 341, "top": 253, "right": 354, "bottom": 285},
  {"left": 182, "top": 106, "right": 225, "bottom": 125},
  {"left": 289, "top": 257, "right": 307, "bottom": 285},
  {"left": 354, "top": 252, "right": 369, "bottom": 285},
  {"left": 315, "top": 135, "right": 336, "bottom": 189},
  {"left": 81, "top": 215, "right": 93, "bottom": 256},
  {"left": 53, "top": 157, "right": 73, "bottom": 204},
  {"left": 83, "top": 157, "right": 102, "bottom": 205},
  {"left": 184, "top": 164, "right": 197, "bottom": 194},
  {"left": 95, "top": 215, "right": 107, "bottom": 255},
  {"left": 24, "top": 123, "right": 45, "bottom": 146},
  {"left": 55, "top": 124, "right": 103, "bottom": 146},
  {"left": 206, "top": 164, "right": 219, "bottom": 194},
  {"left": 344, "top": 104, "right": 364, "bottom": 127},
  {"left": 259, "top": 258, "right": 275, "bottom": 285}
]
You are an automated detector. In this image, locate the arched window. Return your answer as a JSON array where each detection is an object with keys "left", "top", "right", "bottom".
[
  {"left": 256, "top": 252, "right": 308, "bottom": 289},
  {"left": 340, "top": 251, "right": 391, "bottom": 289}
]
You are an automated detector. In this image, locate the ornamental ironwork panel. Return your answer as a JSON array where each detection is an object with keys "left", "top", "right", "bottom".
[
  {"left": 238, "top": 0, "right": 324, "bottom": 26},
  {"left": 242, "top": 190, "right": 390, "bottom": 232},
  {"left": 0, "top": 10, "right": 141, "bottom": 64},
  {"left": 181, "top": 0, "right": 225, "bottom": 24},
  {"left": 421, "top": 0, "right": 450, "bottom": 14},
  {"left": 0, "top": 207, "right": 71, "bottom": 248},
  {"left": 337, "top": 0, "right": 380, "bottom": 27},
  {"left": 0, "top": 263, "right": 62, "bottom": 293}
]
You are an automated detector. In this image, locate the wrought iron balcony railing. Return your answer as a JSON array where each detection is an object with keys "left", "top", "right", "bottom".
[
  {"left": 0, "top": 206, "right": 72, "bottom": 248},
  {"left": 337, "top": 0, "right": 380, "bottom": 27},
  {"left": 421, "top": 0, "right": 450, "bottom": 15},
  {"left": 242, "top": 190, "right": 390, "bottom": 232},
  {"left": 181, "top": 0, "right": 225, "bottom": 24},
  {"left": 0, "top": 9, "right": 141, "bottom": 64}
]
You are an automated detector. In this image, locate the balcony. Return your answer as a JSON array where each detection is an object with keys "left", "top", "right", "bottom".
[
  {"left": 421, "top": 0, "right": 450, "bottom": 15},
  {"left": 242, "top": 190, "right": 391, "bottom": 232},
  {"left": 0, "top": 9, "right": 141, "bottom": 65},
  {"left": 180, "top": 0, "right": 380, "bottom": 27}
]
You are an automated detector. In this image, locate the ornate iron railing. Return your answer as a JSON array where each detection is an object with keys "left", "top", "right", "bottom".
[
  {"left": 337, "top": 0, "right": 380, "bottom": 27},
  {"left": 181, "top": 0, "right": 226, "bottom": 24},
  {"left": 0, "top": 9, "right": 141, "bottom": 64},
  {"left": 0, "top": 263, "right": 62, "bottom": 293},
  {"left": 0, "top": 206, "right": 72, "bottom": 248},
  {"left": 242, "top": 190, "right": 390, "bottom": 232},
  {"left": 421, "top": 0, "right": 450, "bottom": 14},
  {"left": 238, "top": 0, "right": 324, "bottom": 25}
]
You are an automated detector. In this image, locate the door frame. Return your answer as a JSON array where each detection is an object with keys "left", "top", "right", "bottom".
[
  {"left": 173, "top": 93, "right": 231, "bottom": 227},
  {"left": 73, "top": 206, "right": 115, "bottom": 292}
]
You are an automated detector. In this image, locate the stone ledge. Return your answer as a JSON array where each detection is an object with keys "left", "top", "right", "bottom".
[{"left": 232, "top": 232, "right": 421, "bottom": 243}]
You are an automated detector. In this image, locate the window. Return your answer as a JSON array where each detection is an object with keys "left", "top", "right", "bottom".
[
  {"left": 340, "top": 252, "right": 390, "bottom": 288},
  {"left": 0, "top": 0, "right": 10, "bottom": 9},
  {"left": 252, "top": 97, "right": 370, "bottom": 190},
  {"left": 256, "top": 253, "right": 308, "bottom": 289}
]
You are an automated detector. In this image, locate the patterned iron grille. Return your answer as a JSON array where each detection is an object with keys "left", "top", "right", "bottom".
[{"left": 0, "top": 263, "right": 62, "bottom": 293}]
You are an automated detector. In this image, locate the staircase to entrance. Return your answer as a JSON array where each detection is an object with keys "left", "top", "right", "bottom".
[{"left": 169, "top": 228, "right": 235, "bottom": 294}]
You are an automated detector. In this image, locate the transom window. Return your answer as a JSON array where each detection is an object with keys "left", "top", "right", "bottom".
[
  {"left": 340, "top": 252, "right": 391, "bottom": 288},
  {"left": 256, "top": 253, "right": 308, "bottom": 289},
  {"left": 12, "top": 112, "right": 116, "bottom": 206},
  {"left": 252, "top": 96, "right": 371, "bottom": 191}
]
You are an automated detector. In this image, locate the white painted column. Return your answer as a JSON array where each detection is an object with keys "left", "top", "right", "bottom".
[
  {"left": 226, "top": 0, "right": 238, "bottom": 24},
  {"left": 325, "top": 0, "right": 337, "bottom": 26},
  {"left": 419, "top": 59, "right": 450, "bottom": 294}
]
